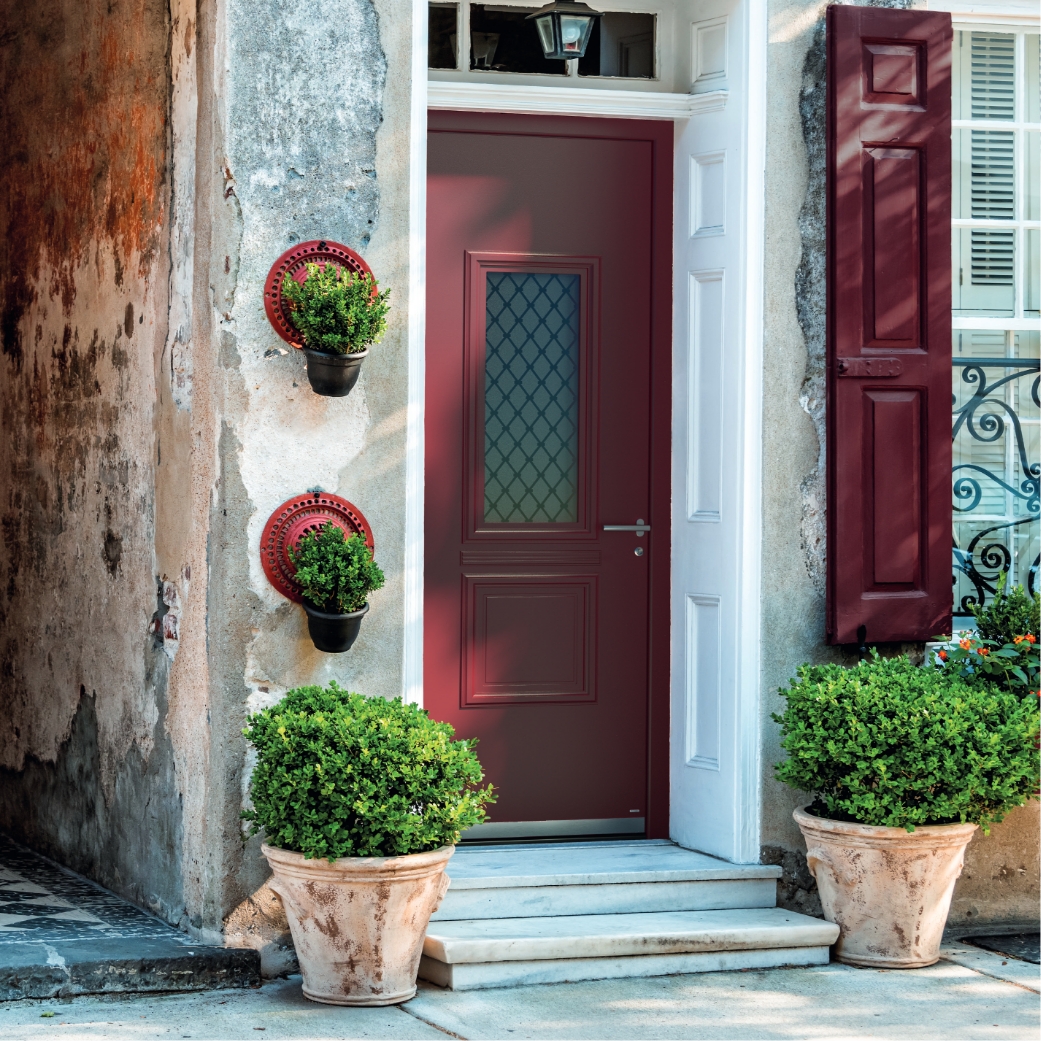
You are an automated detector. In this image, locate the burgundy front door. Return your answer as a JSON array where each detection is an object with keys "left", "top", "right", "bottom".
[{"left": 424, "top": 112, "right": 672, "bottom": 838}]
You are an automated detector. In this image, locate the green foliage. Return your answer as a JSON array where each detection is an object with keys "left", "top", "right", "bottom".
[
  {"left": 243, "top": 683, "right": 495, "bottom": 858},
  {"left": 772, "top": 652, "right": 1039, "bottom": 833},
  {"left": 290, "top": 523, "right": 385, "bottom": 614},
  {"left": 282, "top": 262, "right": 390, "bottom": 355},
  {"left": 969, "top": 573, "right": 1040, "bottom": 644},
  {"left": 930, "top": 633, "right": 1039, "bottom": 698}
]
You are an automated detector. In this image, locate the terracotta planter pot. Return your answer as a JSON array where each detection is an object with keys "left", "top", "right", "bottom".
[
  {"left": 262, "top": 843, "right": 453, "bottom": 1005},
  {"left": 794, "top": 807, "right": 977, "bottom": 968}
]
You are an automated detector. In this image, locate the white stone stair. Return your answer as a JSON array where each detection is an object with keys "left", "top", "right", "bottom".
[{"left": 421, "top": 841, "right": 838, "bottom": 990}]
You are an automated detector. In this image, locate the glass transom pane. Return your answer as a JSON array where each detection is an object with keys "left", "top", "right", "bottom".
[{"left": 484, "top": 272, "right": 580, "bottom": 524}]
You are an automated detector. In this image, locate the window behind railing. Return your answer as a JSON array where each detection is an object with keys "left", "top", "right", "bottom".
[{"left": 951, "top": 28, "right": 1040, "bottom": 626}]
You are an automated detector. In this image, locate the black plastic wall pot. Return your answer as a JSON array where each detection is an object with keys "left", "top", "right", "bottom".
[
  {"left": 301, "top": 601, "right": 369, "bottom": 653},
  {"left": 303, "top": 348, "right": 367, "bottom": 397}
]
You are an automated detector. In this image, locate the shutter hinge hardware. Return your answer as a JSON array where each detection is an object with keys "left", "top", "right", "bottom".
[{"left": 836, "top": 358, "right": 904, "bottom": 378}]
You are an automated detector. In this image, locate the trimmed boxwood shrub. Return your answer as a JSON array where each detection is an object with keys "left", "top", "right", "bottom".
[
  {"left": 773, "top": 653, "right": 1039, "bottom": 833},
  {"left": 243, "top": 683, "right": 494, "bottom": 859},
  {"left": 290, "top": 522, "right": 384, "bottom": 614},
  {"left": 282, "top": 263, "right": 390, "bottom": 355}
]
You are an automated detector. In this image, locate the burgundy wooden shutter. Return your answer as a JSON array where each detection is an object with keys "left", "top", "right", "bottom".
[{"left": 827, "top": 5, "right": 953, "bottom": 645}]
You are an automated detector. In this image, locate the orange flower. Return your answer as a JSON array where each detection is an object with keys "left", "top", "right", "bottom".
[
  {"left": 1014, "top": 635, "right": 1025, "bottom": 644},
  {"left": 959, "top": 638, "right": 972, "bottom": 649},
  {"left": 1027, "top": 634, "right": 1037, "bottom": 644},
  {"left": 937, "top": 650, "right": 948, "bottom": 661},
  {"left": 977, "top": 647, "right": 989, "bottom": 656}
]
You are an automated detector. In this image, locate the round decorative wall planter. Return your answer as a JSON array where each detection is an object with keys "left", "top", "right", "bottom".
[
  {"left": 260, "top": 491, "right": 374, "bottom": 604},
  {"left": 264, "top": 240, "right": 373, "bottom": 348}
]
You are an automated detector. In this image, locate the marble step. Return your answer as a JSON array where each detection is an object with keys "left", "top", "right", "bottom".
[
  {"left": 433, "top": 841, "right": 781, "bottom": 921},
  {"left": 420, "top": 907, "right": 839, "bottom": 991}
]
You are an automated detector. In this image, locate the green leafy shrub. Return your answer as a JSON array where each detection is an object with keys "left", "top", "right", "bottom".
[
  {"left": 282, "top": 262, "right": 390, "bottom": 355},
  {"left": 773, "top": 653, "right": 1039, "bottom": 832},
  {"left": 290, "top": 523, "right": 385, "bottom": 614},
  {"left": 243, "top": 683, "right": 495, "bottom": 859},
  {"left": 969, "top": 574, "right": 1039, "bottom": 644},
  {"left": 931, "top": 632, "right": 1039, "bottom": 698}
]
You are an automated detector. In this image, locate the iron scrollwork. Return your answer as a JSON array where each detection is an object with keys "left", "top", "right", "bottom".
[{"left": 952, "top": 356, "right": 1040, "bottom": 615}]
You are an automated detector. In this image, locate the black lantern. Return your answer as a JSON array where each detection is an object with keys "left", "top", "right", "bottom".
[{"left": 526, "top": 1, "right": 603, "bottom": 61}]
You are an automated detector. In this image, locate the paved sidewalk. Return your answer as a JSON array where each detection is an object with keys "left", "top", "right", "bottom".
[{"left": 0, "top": 948, "right": 1037, "bottom": 1040}]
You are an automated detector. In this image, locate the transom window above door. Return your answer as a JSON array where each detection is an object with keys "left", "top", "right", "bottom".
[{"left": 427, "top": 1, "right": 713, "bottom": 93}]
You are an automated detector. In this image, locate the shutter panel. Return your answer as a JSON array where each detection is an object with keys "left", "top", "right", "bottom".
[{"left": 827, "top": 5, "right": 953, "bottom": 645}]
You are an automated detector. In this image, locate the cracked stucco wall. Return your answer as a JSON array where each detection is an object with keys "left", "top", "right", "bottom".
[
  {"left": 0, "top": 0, "right": 421, "bottom": 949},
  {"left": 210, "top": 0, "right": 418, "bottom": 965},
  {"left": 759, "top": 0, "right": 1039, "bottom": 929},
  {"left": 0, "top": 0, "right": 191, "bottom": 922}
]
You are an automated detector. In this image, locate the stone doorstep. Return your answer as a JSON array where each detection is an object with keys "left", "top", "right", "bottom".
[
  {"left": 442, "top": 840, "right": 783, "bottom": 889},
  {"left": 0, "top": 938, "right": 261, "bottom": 1001},
  {"left": 423, "top": 907, "right": 839, "bottom": 966},
  {"left": 419, "top": 944, "right": 833, "bottom": 991},
  {"left": 433, "top": 841, "right": 783, "bottom": 922}
]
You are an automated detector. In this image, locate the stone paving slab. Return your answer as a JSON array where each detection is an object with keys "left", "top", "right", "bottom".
[
  {"left": 0, "top": 835, "right": 259, "bottom": 999},
  {"left": 941, "top": 941, "right": 1041, "bottom": 993},
  {"left": 0, "top": 959, "right": 1037, "bottom": 1040}
]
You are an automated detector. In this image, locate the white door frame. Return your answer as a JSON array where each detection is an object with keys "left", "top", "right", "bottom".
[{"left": 404, "top": 0, "right": 767, "bottom": 864}]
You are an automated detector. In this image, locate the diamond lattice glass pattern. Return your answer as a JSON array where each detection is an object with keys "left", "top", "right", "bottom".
[{"left": 484, "top": 272, "right": 581, "bottom": 524}]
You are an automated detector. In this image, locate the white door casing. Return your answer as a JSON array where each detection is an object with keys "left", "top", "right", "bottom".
[{"left": 670, "top": 0, "right": 765, "bottom": 864}]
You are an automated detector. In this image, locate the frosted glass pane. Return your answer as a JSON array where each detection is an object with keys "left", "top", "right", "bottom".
[{"left": 484, "top": 272, "right": 580, "bottom": 524}]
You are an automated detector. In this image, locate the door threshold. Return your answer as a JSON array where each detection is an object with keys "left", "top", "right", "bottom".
[{"left": 460, "top": 817, "right": 645, "bottom": 844}]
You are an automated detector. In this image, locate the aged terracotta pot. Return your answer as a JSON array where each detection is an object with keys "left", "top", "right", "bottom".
[
  {"left": 262, "top": 843, "right": 453, "bottom": 1005},
  {"left": 794, "top": 807, "right": 977, "bottom": 968}
]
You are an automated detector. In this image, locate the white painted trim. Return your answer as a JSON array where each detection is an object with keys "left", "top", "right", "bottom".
[
  {"left": 734, "top": 0, "right": 767, "bottom": 865},
  {"left": 929, "top": 0, "right": 1039, "bottom": 26},
  {"left": 428, "top": 81, "right": 728, "bottom": 120},
  {"left": 403, "top": 0, "right": 429, "bottom": 706},
  {"left": 953, "top": 317, "right": 1041, "bottom": 330}
]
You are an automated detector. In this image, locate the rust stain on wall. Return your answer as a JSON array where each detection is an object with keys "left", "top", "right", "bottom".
[
  {"left": 0, "top": 0, "right": 168, "bottom": 370},
  {"left": 0, "top": 0, "right": 170, "bottom": 782}
]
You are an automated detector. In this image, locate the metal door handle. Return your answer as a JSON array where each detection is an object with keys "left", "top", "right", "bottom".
[{"left": 603, "top": 519, "right": 650, "bottom": 536}]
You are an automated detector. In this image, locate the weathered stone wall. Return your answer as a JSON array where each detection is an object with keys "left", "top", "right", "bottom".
[
  {"left": 0, "top": 0, "right": 188, "bottom": 921},
  {"left": 209, "top": 0, "right": 418, "bottom": 966},
  {"left": 0, "top": 0, "right": 418, "bottom": 951},
  {"left": 758, "top": 0, "right": 1039, "bottom": 929}
]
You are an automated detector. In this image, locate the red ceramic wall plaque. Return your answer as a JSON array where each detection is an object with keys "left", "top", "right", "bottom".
[
  {"left": 263, "top": 240, "right": 373, "bottom": 348},
  {"left": 261, "top": 491, "right": 374, "bottom": 603}
]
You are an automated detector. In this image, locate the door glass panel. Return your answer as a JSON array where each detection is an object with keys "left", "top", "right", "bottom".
[{"left": 484, "top": 272, "right": 580, "bottom": 524}]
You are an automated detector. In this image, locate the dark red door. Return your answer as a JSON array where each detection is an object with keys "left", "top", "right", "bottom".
[{"left": 425, "top": 112, "right": 672, "bottom": 838}]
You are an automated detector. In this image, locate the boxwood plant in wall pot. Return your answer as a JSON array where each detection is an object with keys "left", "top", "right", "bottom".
[
  {"left": 244, "top": 683, "right": 494, "bottom": 1005},
  {"left": 282, "top": 261, "right": 390, "bottom": 397},
  {"left": 774, "top": 652, "right": 1039, "bottom": 969},
  {"left": 290, "top": 522, "right": 385, "bottom": 652}
]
